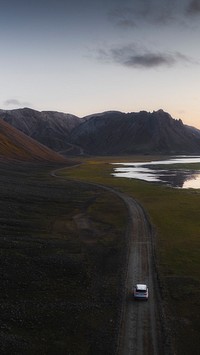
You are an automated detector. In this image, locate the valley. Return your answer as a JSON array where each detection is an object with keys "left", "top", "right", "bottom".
[{"left": 0, "top": 107, "right": 200, "bottom": 353}]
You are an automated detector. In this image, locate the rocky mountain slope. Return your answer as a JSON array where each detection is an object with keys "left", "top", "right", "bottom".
[
  {"left": 0, "top": 119, "right": 66, "bottom": 162},
  {"left": 0, "top": 108, "right": 83, "bottom": 151},
  {"left": 1, "top": 107, "right": 200, "bottom": 155},
  {"left": 71, "top": 110, "right": 200, "bottom": 155}
]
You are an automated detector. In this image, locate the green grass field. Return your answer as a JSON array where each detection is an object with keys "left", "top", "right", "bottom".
[{"left": 58, "top": 156, "right": 200, "bottom": 355}]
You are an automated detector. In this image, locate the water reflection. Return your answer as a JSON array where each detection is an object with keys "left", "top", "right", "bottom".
[{"left": 112, "top": 156, "right": 200, "bottom": 189}]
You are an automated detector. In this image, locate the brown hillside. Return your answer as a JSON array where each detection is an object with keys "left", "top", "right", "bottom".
[{"left": 0, "top": 119, "right": 66, "bottom": 162}]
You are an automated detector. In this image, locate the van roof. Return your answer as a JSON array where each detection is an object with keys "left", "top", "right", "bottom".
[{"left": 136, "top": 284, "right": 147, "bottom": 290}]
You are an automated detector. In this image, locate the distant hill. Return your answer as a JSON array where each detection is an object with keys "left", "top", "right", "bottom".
[
  {"left": 1, "top": 107, "right": 200, "bottom": 155},
  {"left": 0, "top": 107, "right": 83, "bottom": 152},
  {"left": 0, "top": 119, "right": 66, "bottom": 162}
]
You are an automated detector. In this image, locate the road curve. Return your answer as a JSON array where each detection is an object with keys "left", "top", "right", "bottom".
[{"left": 51, "top": 167, "right": 168, "bottom": 355}]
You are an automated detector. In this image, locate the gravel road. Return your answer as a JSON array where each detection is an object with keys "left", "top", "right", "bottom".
[
  {"left": 52, "top": 168, "right": 169, "bottom": 355},
  {"left": 116, "top": 194, "right": 164, "bottom": 355}
]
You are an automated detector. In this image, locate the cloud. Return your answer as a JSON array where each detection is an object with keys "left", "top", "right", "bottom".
[
  {"left": 124, "top": 53, "right": 175, "bottom": 68},
  {"left": 109, "top": 1, "right": 177, "bottom": 28},
  {"left": 109, "top": 7, "right": 137, "bottom": 28},
  {"left": 98, "top": 44, "right": 193, "bottom": 69},
  {"left": 109, "top": 1, "right": 200, "bottom": 28},
  {"left": 4, "top": 99, "right": 30, "bottom": 107},
  {"left": 186, "top": 0, "right": 200, "bottom": 15}
]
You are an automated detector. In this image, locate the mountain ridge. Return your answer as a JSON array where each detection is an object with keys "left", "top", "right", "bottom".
[
  {"left": 1, "top": 107, "right": 200, "bottom": 155},
  {"left": 71, "top": 109, "right": 200, "bottom": 155},
  {"left": 0, "top": 107, "right": 84, "bottom": 152}
]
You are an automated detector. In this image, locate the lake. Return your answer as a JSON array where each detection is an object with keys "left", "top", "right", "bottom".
[{"left": 112, "top": 156, "right": 200, "bottom": 189}]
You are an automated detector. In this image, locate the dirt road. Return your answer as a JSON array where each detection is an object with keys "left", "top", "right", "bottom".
[
  {"left": 52, "top": 168, "right": 168, "bottom": 355},
  {"left": 116, "top": 193, "right": 164, "bottom": 355},
  {"left": 86, "top": 185, "right": 167, "bottom": 355}
]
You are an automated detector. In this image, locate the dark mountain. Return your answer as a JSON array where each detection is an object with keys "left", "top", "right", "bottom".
[
  {"left": 0, "top": 108, "right": 83, "bottom": 152},
  {"left": 1, "top": 107, "right": 200, "bottom": 155},
  {"left": 0, "top": 119, "right": 66, "bottom": 162},
  {"left": 71, "top": 109, "right": 200, "bottom": 155}
]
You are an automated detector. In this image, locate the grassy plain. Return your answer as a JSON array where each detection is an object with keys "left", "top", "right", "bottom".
[{"left": 58, "top": 155, "right": 200, "bottom": 355}]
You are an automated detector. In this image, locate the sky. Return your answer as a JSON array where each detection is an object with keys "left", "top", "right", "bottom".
[{"left": 1, "top": 0, "right": 200, "bottom": 128}]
